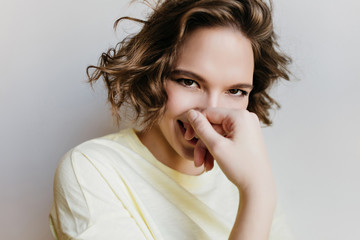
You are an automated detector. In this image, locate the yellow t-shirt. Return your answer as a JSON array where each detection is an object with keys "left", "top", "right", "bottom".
[{"left": 49, "top": 128, "right": 293, "bottom": 240}]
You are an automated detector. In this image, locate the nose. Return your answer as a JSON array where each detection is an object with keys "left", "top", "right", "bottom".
[{"left": 196, "top": 92, "right": 221, "bottom": 110}]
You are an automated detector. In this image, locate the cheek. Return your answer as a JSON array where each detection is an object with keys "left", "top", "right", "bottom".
[
  {"left": 241, "top": 97, "right": 250, "bottom": 109},
  {"left": 165, "top": 86, "right": 198, "bottom": 115}
]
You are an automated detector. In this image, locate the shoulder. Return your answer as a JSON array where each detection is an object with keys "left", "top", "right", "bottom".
[
  {"left": 52, "top": 128, "right": 141, "bottom": 212},
  {"left": 54, "top": 128, "right": 138, "bottom": 187},
  {"left": 75, "top": 128, "right": 135, "bottom": 154},
  {"left": 50, "top": 128, "right": 148, "bottom": 239}
]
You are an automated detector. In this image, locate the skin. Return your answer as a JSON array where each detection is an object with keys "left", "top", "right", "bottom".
[
  {"left": 139, "top": 26, "right": 254, "bottom": 175},
  {"left": 139, "top": 27, "right": 276, "bottom": 239},
  {"left": 187, "top": 109, "right": 276, "bottom": 239}
]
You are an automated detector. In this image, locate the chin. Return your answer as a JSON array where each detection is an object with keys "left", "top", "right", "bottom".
[
  {"left": 180, "top": 149, "right": 195, "bottom": 161},
  {"left": 170, "top": 137, "right": 195, "bottom": 161}
]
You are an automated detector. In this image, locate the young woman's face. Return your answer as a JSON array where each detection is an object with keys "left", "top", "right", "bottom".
[{"left": 148, "top": 27, "right": 254, "bottom": 168}]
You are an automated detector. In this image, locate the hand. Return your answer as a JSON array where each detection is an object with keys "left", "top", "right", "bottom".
[
  {"left": 187, "top": 108, "right": 277, "bottom": 239},
  {"left": 187, "top": 108, "right": 274, "bottom": 192}
]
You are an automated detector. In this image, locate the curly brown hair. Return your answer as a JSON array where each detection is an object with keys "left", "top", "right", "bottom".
[{"left": 87, "top": 0, "right": 291, "bottom": 129}]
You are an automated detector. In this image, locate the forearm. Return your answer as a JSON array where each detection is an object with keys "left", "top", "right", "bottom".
[{"left": 229, "top": 187, "right": 277, "bottom": 240}]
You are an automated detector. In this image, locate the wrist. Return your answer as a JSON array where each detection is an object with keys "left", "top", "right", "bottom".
[
  {"left": 229, "top": 183, "right": 277, "bottom": 240},
  {"left": 237, "top": 179, "right": 277, "bottom": 206}
]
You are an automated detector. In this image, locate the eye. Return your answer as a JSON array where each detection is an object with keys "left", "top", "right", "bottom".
[
  {"left": 227, "top": 89, "right": 248, "bottom": 97},
  {"left": 176, "top": 78, "right": 199, "bottom": 88}
]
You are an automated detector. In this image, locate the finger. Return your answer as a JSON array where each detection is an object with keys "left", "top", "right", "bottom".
[
  {"left": 204, "top": 150, "right": 214, "bottom": 172},
  {"left": 194, "top": 141, "right": 206, "bottom": 167},
  {"left": 202, "top": 108, "right": 257, "bottom": 137},
  {"left": 212, "top": 124, "right": 226, "bottom": 136},
  {"left": 184, "top": 124, "right": 195, "bottom": 140},
  {"left": 194, "top": 139, "right": 214, "bottom": 170},
  {"left": 187, "top": 110, "right": 222, "bottom": 149},
  {"left": 202, "top": 108, "right": 243, "bottom": 135},
  {"left": 201, "top": 108, "right": 234, "bottom": 125}
]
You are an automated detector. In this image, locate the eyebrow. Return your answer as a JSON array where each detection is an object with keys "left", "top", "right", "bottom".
[{"left": 170, "top": 69, "right": 254, "bottom": 89}]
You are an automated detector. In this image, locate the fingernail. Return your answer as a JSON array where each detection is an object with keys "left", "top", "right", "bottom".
[{"left": 187, "top": 110, "right": 198, "bottom": 121}]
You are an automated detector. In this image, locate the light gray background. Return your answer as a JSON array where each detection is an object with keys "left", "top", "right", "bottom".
[{"left": 1, "top": 0, "right": 359, "bottom": 239}]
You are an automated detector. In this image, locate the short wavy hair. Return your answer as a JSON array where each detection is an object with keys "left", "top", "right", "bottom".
[{"left": 87, "top": 0, "right": 291, "bottom": 129}]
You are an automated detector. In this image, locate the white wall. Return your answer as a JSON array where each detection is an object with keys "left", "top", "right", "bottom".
[
  {"left": 266, "top": 1, "right": 360, "bottom": 239},
  {"left": 1, "top": 0, "right": 359, "bottom": 239}
]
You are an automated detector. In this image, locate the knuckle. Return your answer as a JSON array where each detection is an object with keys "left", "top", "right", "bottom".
[{"left": 191, "top": 114, "right": 203, "bottom": 128}]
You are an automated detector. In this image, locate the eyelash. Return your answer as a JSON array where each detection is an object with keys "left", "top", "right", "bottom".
[
  {"left": 176, "top": 78, "right": 199, "bottom": 88},
  {"left": 175, "top": 78, "right": 249, "bottom": 97},
  {"left": 226, "top": 89, "right": 249, "bottom": 97}
]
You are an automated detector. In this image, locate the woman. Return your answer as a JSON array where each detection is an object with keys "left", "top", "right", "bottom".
[{"left": 49, "top": 0, "right": 292, "bottom": 239}]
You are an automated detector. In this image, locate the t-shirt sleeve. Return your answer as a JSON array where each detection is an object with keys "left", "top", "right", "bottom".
[{"left": 49, "top": 149, "right": 148, "bottom": 240}]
